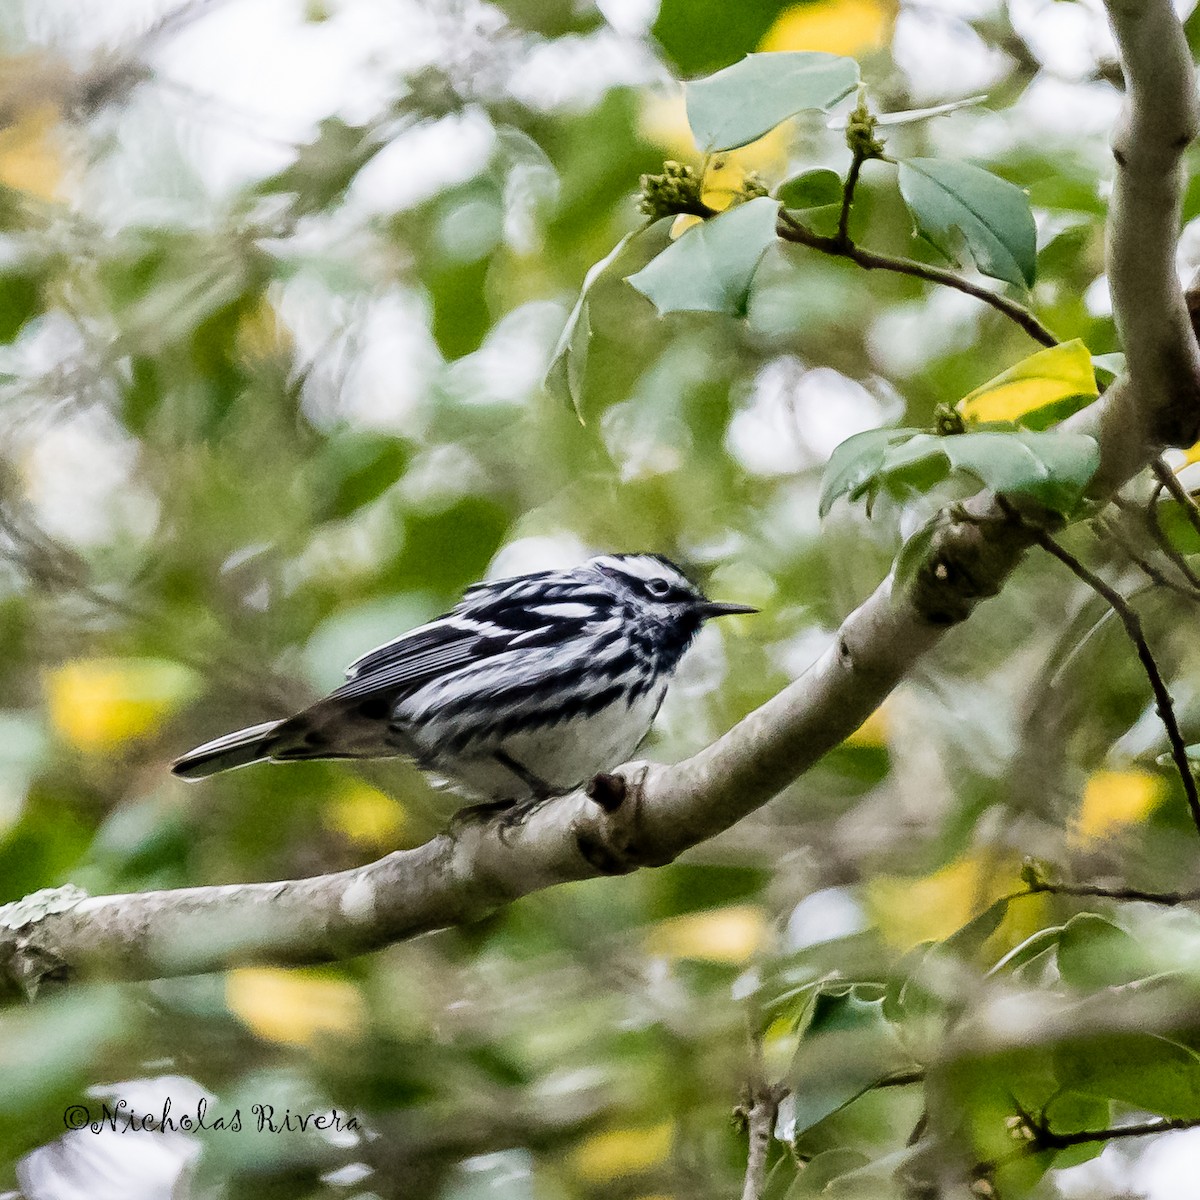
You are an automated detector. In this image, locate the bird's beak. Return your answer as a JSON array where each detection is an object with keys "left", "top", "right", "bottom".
[{"left": 698, "top": 600, "right": 759, "bottom": 619}]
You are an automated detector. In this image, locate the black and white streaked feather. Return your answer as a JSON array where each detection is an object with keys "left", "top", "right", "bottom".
[{"left": 171, "top": 553, "right": 755, "bottom": 808}]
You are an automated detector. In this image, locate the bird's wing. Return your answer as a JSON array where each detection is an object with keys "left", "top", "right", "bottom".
[
  {"left": 332, "top": 618, "right": 509, "bottom": 701},
  {"left": 331, "top": 572, "right": 606, "bottom": 703}
]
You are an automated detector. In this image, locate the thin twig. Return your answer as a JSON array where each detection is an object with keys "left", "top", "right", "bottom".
[
  {"left": 737, "top": 1035, "right": 788, "bottom": 1200},
  {"left": 1152, "top": 458, "right": 1200, "bottom": 542},
  {"left": 1019, "top": 517, "right": 1200, "bottom": 841},
  {"left": 1093, "top": 513, "right": 1200, "bottom": 601},
  {"left": 877, "top": 1069, "right": 925, "bottom": 1088},
  {"left": 1024, "top": 880, "right": 1200, "bottom": 905},
  {"left": 836, "top": 152, "right": 864, "bottom": 249},
  {"left": 1037, "top": 1114, "right": 1200, "bottom": 1149},
  {"left": 1114, "top": 492, "right": 1200, "bottom": 591},
  {"left": 776, "top": 210, "right": 1058, "bottom": 348},
  {"left": 998, "top": 1104, "right": 1200, "bottom": 1165}
]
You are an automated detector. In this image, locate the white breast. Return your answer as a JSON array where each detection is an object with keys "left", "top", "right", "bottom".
[{"left": 435, "top": 682, "right": 667, "bottom": 801}]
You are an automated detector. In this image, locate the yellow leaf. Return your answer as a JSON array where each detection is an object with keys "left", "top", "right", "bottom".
[
  {"left": 227, "top": 968, "right": 366, "bottom": 1047},
  {"left": 1072, "top": 769, "right": 1165, "bottom": 846},
  {"left": 326, "top": 780, "right": 406, "bottom": 845},
  {"left": 46, "top": 658, "right": 197, "bottom": 754},
  {"left": 641, "top": 93, "right": 789, "bottom": 177},
  {"left": 236, "top": 295, "right": 291, "bottom": 361},
  {"left": 759, "top": 0, "right": 893, "bottom": 56},
  {"left": 670, "top": 213, "right": 703, "bottom": 239},
  {"left": 866, "top": 854, "right": 1016, "bottom": 952},
  {"left": 700, "top": 155, "right": 751, "bottom": 213},
  {"left": 845, "top": 702, "right": 890, "bottom": 748},
  {"left": 957, "top": 340, "right": 1099, "bottom": 427},
  {"left": 644, "top": 904, "right": 766, "bottom": 964},
  {"left": 569, "top": 1123, "right": 673, "bottom": 1183},
  {"left": 0, "top": 103, "right": 63, "bottom": 201}
]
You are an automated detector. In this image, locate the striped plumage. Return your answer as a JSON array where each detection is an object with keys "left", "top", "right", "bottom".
[{"left": 171, "top": 554, "right": 755, "bottom": 809}]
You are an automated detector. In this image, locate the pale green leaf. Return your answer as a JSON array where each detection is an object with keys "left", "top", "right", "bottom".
[
  {"left": 545, "top": 233, "right": 634, "bottom": 417},
  {"left": 776, "top": 167, "right": 842, "bottom": 211},
  {"left": 898, "top": 157, "right": 1037, "bottom": 288},
  {"left": 685, "top": 52, "right": 859, "bottom": 152},
  {"left": 626, "top": 197, "right": 779, "bottom": 316}
]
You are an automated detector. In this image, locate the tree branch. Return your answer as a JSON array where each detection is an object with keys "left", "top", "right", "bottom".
[
  {"left": 776, "top": 209, "right": 1058, "bottom": 348},
  {"left": 2, "top": 0, "right": 1199, "bottom": 999},
  {"left": 1034, "top": 1114, "right": 1200, "bottom": 1150},
  {"left": 1018, "top": 519, "right": 1200, "bottom": 840},
  {"left": 1025, "top": 879, "right": 1200, "bottom": 906},
  {"left": 736, "top": 1037, "right": 788, "bottom": 1200}
]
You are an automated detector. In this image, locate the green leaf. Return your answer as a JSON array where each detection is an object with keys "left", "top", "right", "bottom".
[
  {"left": 1055, "top": 1034, "right": 1200, "bottom": 1119},
  {"left": 545, "top": 233, "right": 634, "bottom": 417},
  {"left": 823, "top": 427, "right": 1100, "bottom": 516},
  {"left": 901, "top": 430, "right": 1096, "bottom": 514},
  {"left": 685, "top": 53, "right": 859, "bottom": 152},
  {"left": 626, "top": 198, "right": 779, "bottom": 317},
  {"left": 0, "top": 271, "right": 41, "bottom": 342},
  {"left": 784, "top": 1148, "right": 871, "bottom": 1196},
  {"left": 897, "top": 158, "right": 1037, "bottom": 288},
  {"left": 819, "top": 427, "right": 914, "bottom": 517},
  {"left": 777, "top": 168, "right": 843, "bottom": 211},
  {"left": 939, "top": 895, "right": 1014, "bottom": 958},
  {"left": 1092, "top": 352, "right": 1125, "bottom": 383},
  {"left": 987, "top": 926, "right": 1065, "bottom": 978},
  {"left": 256, "top": 117, "right": 381, "bottom": 216},
  {"left": 319, "top": 433, "right": 412, "bottom": 521},
  {"left": 893, "top": 515, "right": 940, "bottom": 593},
  {"left": 957, "top": 340, "right": 1099, "bottom": 430},
  {"left": 786, "top": 985, "right": 914, "bottom": 1136},
  {"left": 652, "top": 0, "right": 796, "bottom": 76},
  {"left": 1057, "top": 913, "right": 1150, "bottom": 991}
]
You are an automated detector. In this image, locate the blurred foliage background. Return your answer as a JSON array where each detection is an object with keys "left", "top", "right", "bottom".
[{"left": 5, "top": 0, "right": 1200, "bottom": 1196}]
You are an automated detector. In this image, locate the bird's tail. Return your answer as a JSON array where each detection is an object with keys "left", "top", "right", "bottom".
[{"left": 171, "top": 719, "right": 284, "bottom": 780}]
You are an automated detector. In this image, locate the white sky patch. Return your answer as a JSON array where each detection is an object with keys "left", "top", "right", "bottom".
[
  {"left": 1057, "top": 1131, "right": 1200, "bottom": 1199},
  {"left": 347, "top": 109, "right": 500, "bottom": 216},
  {"left": 596, "top": 0, "right": 658, "bottom": 37},
  {"left": 21, "top": 407, "right": 158, "bottom": 548},
  {"left": 311, "top": 288, "right": 442, "bottom": 433},
  {"left": 771, "top": 625, "right": 837, "bottom": 683},
  {"left": 153, "top": 0, "right": 425, "bottom": 132},
  {"left": 786, "top": 887, "right": 867, "bottom": 951},
  {"left": 727, "top": 360, "right": 888, "bottom": 478},
  {"left": 399, "top": 444, "right": 488, "bottom": 508},
  {"left": 1177, "top": 218, "right": 1200, "bottom": 284},
  {"left": 442, "top": 301, "right": 564, "bottom": 406},
  {"left": 868, "top": 287, "right": 982, "bottom": 379},
  {"left": 487, "top": 535, "right": 592, "bottom": 580},
  {"left": 1009, "top": 0, "right": 1117, "bottom": 78},
  {"left": 1010, "top": 75, "right": 1123, "bottom": 143},
  {"left": 891, "top": 8, "right": 1010, "bottom": 105},
  {"left": 507, "top": 27, "right": 662, "bottom": 111},
  {"left": 1084, "top": 273, "right": 1113, "bottom": 318}
]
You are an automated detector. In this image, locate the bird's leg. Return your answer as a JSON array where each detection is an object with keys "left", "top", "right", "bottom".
[
  {"left": 493, "top": 751, "right": 563, "bottom": 836},
  {"left": 494, "top": 750, "right": 553, "bottom": 798},
  {"left": 449, "top": 753, "right": 560, "bottom": 835}
]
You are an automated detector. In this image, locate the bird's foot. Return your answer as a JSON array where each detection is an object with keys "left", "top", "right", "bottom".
[
  {"left": 450, "top": 765, "right": 562, "bottom": 841},
  {"left": 449, "top": 793, "right": 560, "bottom": 844},
  {"left": 450, "top": 798, "right": 520, "bottom": 829}
]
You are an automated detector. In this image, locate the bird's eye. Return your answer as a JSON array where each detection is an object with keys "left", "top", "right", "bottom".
[{"left": 647, "top": 578, "right": 669, "bottom": 597}]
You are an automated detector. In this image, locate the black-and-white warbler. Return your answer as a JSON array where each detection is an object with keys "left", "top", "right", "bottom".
[{"left": 172, "top": 554, "right": 755, "bottom": 813}]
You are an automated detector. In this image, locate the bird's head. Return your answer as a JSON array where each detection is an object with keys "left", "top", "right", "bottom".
[{"left": 588, "top": 554, "right": 757, "bottom": 633}]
